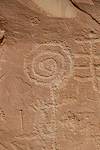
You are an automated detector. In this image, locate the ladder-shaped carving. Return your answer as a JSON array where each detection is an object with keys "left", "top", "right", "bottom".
[{"left": 74, "top": 38, "right": 100, "bottom": 92}]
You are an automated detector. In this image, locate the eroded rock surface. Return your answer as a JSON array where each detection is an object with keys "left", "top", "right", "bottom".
[{"left": 0, "top": 0, "right": 100, "bottom": 150}]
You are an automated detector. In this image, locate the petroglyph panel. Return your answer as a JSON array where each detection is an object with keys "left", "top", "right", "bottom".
[{"left": 0, "top": 0, "right": 100, "bottom": 149}]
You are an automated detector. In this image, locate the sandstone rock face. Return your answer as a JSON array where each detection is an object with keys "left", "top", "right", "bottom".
[{"left": 0, "top": 0, "right": 100, "bottom": 150}]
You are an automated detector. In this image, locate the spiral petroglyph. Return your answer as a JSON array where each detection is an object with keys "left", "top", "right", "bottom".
[{"left": 24, "top": 43, "right": 72, "bottom": 85}]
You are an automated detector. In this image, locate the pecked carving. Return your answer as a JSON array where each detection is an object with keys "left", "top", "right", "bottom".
[{"left": 24, "top": 43, "right": 73, "bottom": 86}]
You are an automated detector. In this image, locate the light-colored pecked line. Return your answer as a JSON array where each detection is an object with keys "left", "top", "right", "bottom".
[
  {"left": 75, "top": 39, "right": 100, "bottom": 44},
  {"left": 0, "top": 30, "right": 5, "bottom": 40},
  {"left": 50, "top": 85, "right": 57, "bottom": 150},
  {"left": 89, "top": 40, "right": 98, "bottom": 92},
  {"left": 19, "top": 109, "right": 24, "bottom": 132}
]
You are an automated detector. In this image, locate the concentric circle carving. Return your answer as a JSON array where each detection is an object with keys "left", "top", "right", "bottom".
[{"left": 24, "top": 43, "right": 72, "bottom": 85}]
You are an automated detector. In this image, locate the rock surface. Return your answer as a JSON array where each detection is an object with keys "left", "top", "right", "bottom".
[{"left": 0, "top": 0, "right": 100, "bottom": 149}]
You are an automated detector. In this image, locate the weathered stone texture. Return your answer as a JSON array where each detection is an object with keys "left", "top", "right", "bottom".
[{"left": 0, "top": 0, "right": 100, "bottom": 149}]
